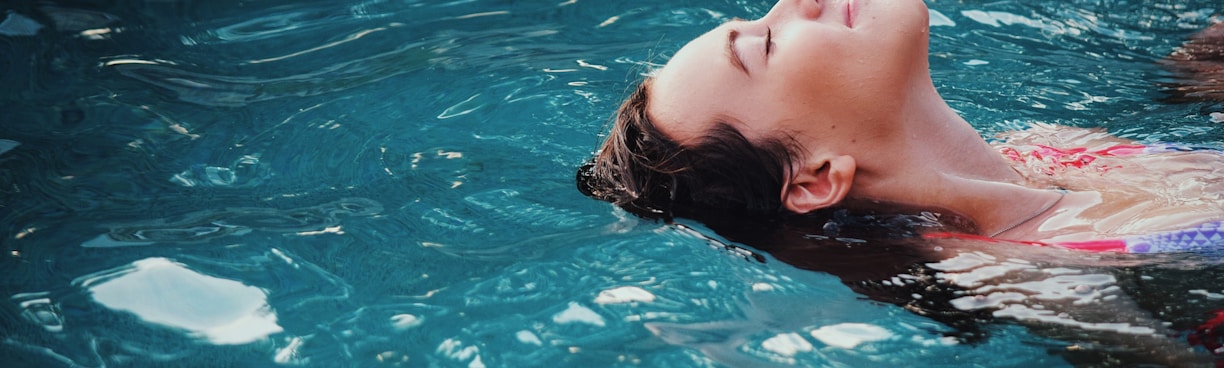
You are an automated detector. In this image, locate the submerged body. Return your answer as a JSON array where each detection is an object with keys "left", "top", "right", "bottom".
[{"left": 938, "top": 124, "right": 1224, "bottom": 250}]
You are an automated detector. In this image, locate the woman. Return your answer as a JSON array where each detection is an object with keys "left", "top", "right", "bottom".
[{"left": 578, "top": 0, "right": 1224, "bottom": 251}]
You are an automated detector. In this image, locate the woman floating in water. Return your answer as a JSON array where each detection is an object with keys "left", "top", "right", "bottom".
[{"left": 577, "top": 0, "right": 1224, "bottom": 253}]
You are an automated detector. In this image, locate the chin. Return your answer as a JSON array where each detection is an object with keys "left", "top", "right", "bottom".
[
  {"left": 861, "top": 0, "right": 930, "bottom": 38},
  {"left": 869, "top": 0, "right": 931, "bottom": 72}
]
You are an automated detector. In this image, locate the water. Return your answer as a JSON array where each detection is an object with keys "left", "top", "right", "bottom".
[{"left": 1, "top": 0, "right": 1223, "bottom": 366}]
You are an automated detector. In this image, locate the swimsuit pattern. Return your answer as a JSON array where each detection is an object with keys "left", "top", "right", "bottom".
[{"left": 926, "top": 143, "right": 1224, "bottom": 254}]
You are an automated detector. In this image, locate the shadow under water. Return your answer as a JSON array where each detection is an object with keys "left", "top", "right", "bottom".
[{"left": 691, "top": 208, "right": 1224, "bottom": 366}]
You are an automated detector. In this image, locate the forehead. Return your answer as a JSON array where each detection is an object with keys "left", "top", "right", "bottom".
[{"left": 647, "top": 25, "right": 739, "bottom": 144}]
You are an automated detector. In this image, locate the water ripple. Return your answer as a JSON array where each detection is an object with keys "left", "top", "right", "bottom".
[
  {"left": 83, "top": 197, "right": 382, "bottom": 248},
  {"left": 931, "top": 248, "right": 1213, "bottom": 365},
  {"left": 103, "top": 37, "right": 435, "bottom": 107},
  {"left": 205, "top": 9, "right": 354, "bottom": 43},
  {"left": 410, "top": 188, "right": 602, "bottom": 261},
  {"left": 4, "top": 247, "right": 352, "bottom": 366}
]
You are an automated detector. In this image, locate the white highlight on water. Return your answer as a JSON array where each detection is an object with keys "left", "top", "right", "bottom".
[
  {"left": 390, "top": 314, "right": 422, "bottom": 330},
  {"left": 761, "top": 333, "right": 814, "bottom": 356},
  {"left": 82, "top": 257, "right": 283, "bottom": 345},
  {"left": 810, "top": 323, "right": 894, "bottom": 349},
  {"left": 928, "top": 9, "right": 956, "bottom": 27},
  {"left": 594, "top": 286, "right": 655, "bottom": 304},
  {"left": 553, "top": 302, "right": 606, "bottom": 327}
]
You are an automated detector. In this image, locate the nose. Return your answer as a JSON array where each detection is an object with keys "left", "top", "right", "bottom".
[{"left": 764, "top": 0, "right": 822, "bottom": 22}]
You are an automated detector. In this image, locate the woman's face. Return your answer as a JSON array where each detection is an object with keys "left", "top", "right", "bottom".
[{"left": 649, "top": 0, "right": 932, "bottom": 146}]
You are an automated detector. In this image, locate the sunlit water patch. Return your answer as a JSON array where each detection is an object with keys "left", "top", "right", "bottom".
[{"left": 79, "top": 257, "right": 283, "bottom": 345}]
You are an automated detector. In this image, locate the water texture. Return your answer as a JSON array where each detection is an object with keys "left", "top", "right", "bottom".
[{"left": 1, "top": 0, "right": 1223, "bottom": 366}]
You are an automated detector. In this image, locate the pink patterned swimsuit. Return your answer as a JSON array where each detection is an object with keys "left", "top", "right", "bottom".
[{"left": 929, "top": 143, "right": 1224, "bottom": 254}]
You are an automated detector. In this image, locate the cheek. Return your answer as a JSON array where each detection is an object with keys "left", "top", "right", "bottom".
[
  {"left": 771, "top": 30, "right": 924, "bottom": 103},
  {"left": 770, "top": 41, "right": 869, "bottom": 100},
  {"left": 762, "top": 49, "right": 906, "bottom": 126}
]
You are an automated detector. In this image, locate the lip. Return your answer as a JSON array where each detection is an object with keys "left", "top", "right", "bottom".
[{"left": 845, "top": 0, "right": 855, "bottom": 28}]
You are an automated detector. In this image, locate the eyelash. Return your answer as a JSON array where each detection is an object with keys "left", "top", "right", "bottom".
[{"left": 765, "top": 27, "right": 774, "bottom": 55}]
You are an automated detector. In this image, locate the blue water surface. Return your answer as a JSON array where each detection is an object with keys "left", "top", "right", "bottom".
[{"left": 2, "top": 0, "right": 1223, "bottom": 366}]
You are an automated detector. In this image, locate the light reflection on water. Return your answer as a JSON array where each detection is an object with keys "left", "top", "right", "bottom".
[
  {"left": 78, "top": 257, "right": 283, "bottom": 345},
  {"left": 81, "top": 197, "right": 382, "bottom": 247},
  {"left": 925, "top": 245, "right": 1224, "bottom": 366},
  {"left": 1, "top": 0, "right": 1222, "bottom": 366}
]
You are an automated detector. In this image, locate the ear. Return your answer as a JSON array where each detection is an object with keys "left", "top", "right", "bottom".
[{"left": 782, "top": 155, "right": 856, "bottom": 214}]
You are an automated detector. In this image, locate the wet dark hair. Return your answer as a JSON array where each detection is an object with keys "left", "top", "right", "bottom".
[
  {"left": 575, "top": 79, "right": 993, "bottom": 345},
  {"left": 1160, "top": 22, "right": 1224, "bottom": 103},
  {"left": 576, "top": 79, "right": 801, "bottom": 221}
]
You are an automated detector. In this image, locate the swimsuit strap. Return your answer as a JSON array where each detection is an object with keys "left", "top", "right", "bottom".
[{"left": 987, "top": 190, "right": 1065, "bottom": 238}]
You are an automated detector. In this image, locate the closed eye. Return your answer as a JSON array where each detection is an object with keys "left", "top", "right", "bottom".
[
  {"left": 726, "top": 29, "right": 749, "bottom": 75},
  {"left": 765, "top": 27, "right": 773, "bottom": 56}
]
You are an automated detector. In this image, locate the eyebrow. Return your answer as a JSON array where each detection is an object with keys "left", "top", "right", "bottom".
[{"left": 726, "top": 29, "right": 749, "bottom": 76}]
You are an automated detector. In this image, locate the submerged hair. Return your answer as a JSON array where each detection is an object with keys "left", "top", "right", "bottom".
[
  {"left": 576, "top": 80, "right": 800, "bottom": 221},
  {"left": 1160, "top": 22, "right": 1224, "bottom": 103}
]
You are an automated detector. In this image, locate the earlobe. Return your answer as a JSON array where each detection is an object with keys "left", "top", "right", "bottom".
[{"left": 782, "top": 155, "right": 856, "bottom": 214}]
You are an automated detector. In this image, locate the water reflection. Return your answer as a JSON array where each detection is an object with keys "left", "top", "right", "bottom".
[
  {"left": 0, "top": 12, "right": 42, "bottom": 36},
  {"left": 11, "top": 292, "right": 65, "bottom": 333},
  {"left": 103, "top": 39, "right": 432, "bottom": 107},
  {"left": 928, "top": 249, "right": 1213, "bottom": 365},
  {"left": 413, "top": 189, "right": 602, "bottom": 261},
  {"left": 82, "top": 197, "right": 382, "bottom": 247},
  {"left": 75, "top": 257, "right": 282, "bottom": 344}
]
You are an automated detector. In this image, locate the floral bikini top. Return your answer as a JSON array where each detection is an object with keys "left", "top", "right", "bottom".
[{"left": 927, "top": 143, "right": 1224, "bottom": 254}]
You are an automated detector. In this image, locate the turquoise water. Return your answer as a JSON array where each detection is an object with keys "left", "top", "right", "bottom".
[{"left": 2, "top": 0, "right": 1223, "bottom": 366}]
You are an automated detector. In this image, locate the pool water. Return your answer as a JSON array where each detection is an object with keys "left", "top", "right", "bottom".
[{"left": 2, "top": 0, "right": 1223, "bottom": 366}]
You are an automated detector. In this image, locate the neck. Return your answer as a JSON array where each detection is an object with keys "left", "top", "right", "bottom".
[{"left": 842, "top": 79, "right": 1058, "bottom": 236}]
